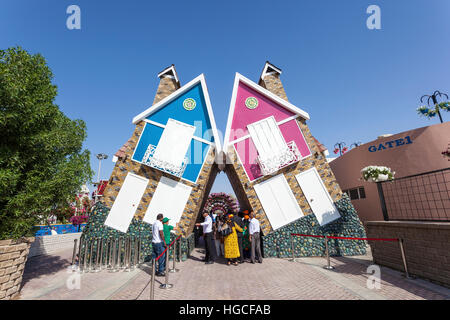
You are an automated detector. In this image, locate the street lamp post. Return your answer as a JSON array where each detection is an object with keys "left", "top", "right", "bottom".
[
  {"left": 419, "top": 90, "right": 449, "bottom": 124},
  {"left": 95, "top": 153, "right": 108, "bottom": 202},
  {"left": 333, "top": 142, "right": 348, "bottom": 156}
]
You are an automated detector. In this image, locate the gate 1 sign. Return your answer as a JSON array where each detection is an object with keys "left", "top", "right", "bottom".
[{"left": 368, "top": 136, "right": 412, "bottom": 153}]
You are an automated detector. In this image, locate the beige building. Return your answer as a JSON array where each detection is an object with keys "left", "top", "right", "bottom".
[{"left": 329, "top": 122, "right": 450, "bottom": 222}]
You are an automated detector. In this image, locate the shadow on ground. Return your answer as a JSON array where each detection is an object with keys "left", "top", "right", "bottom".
[{"left": 21, "top": 254, "right": 71, "bottom": 289}]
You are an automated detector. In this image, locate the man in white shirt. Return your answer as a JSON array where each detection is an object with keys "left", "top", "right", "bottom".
[
  {"left": 195, "top": 212, "right": 215, "bottom": 264},
  {"left": 249, "top": 211, "right": 263, "bottom": 264},
  {"left": 152, "top": 213, "right": 167, "bottom": 276}
]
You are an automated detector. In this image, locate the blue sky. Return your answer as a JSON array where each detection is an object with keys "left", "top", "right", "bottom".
[{"left": 2, "top": 0, "right": 449, "bottom": 197}]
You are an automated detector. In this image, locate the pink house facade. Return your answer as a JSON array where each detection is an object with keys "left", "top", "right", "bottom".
[
  {"left": 226, "top": 77, "right": 312, "bottom": 182},
  {"left": 222, "top": 63, "right": 364, "bottom": 239}
]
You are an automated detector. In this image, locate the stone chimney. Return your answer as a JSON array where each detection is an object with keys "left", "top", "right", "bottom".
[
  {"left": 258, "top": 61, "right": 289, "bottom": 102},
  {"left": 152, "top": 64, "right": 181, "bottom": 105}
]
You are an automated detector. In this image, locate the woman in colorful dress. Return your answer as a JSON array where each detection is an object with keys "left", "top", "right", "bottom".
[
  {"left": 242, "top": 214, "right": 251, "bottom": 260},
  {"left": 223, "top": 213, "right": 243, "bottom": 266}
]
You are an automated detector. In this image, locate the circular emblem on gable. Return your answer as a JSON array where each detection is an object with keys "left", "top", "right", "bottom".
[
  {"left": 245, "top": 97, "right": 258, "bottom": 109},
  {"left": 183, "top": 98, "right": 196, "bottom": 111}
]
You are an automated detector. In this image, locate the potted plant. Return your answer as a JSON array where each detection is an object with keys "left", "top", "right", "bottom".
[{"left": 361, "top": 166, "right": 395, "bottom": 182}]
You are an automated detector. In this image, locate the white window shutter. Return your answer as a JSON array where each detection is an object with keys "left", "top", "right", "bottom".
[
  {"left": 153, "top": 118, "right": 195, "bottom": 168},
  {"left": 248, "top": 116, "right": 287, "bottom": 160}
]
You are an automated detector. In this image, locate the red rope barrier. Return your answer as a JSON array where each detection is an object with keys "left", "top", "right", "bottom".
[
  {"left": 155, "top": 234, "right": 182, "bottom": 261},
  {"left": 290, "top": 233, "right": 398, "bottom": 242}
]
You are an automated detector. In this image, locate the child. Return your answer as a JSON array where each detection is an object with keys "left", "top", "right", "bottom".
[{"left": 162, "top": 217, "right": 174, "bottom": 245}]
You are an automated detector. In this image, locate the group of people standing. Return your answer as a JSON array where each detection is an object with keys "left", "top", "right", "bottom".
[
  {"left": 195, "top": 210, "right": 263, "bottom": 266},
  {"left": 151, "top": 213, "right": 177, "bottom": 277},
  {"left": 151, "top": 209, "right": 263, "bottom": 275}
]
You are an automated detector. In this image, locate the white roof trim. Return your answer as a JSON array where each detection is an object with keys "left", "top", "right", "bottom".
[
  {"left": 132, "top": 74, "right": 221, "bottom": 151},
  {"left": 223, "top": 72, "right": 310, "bottom": 151},
  {"left": 157, "top": 65, "right": 179, "bottom": 84},
  {"left": 260, "top": 62, "right": 282, "bottom": 80}
]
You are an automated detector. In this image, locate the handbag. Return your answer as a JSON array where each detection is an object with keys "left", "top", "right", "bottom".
[{"left": 220, "top": 224, "right": 232, "bottom": 237}]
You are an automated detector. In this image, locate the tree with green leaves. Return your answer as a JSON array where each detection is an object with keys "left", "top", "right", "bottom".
[{"left": 0, "top": 47, "right": 93, "bottom": 240}]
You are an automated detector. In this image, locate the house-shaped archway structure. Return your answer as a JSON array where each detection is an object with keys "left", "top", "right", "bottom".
[
  {"left": 100, "top": 65, "right": 221, "bottom": 237},
  {"left": 223, "top": 62, "right": 367, "bottom": 257},
  {"left": 84, "top": 62, "right": 367, "bottom": 260}
]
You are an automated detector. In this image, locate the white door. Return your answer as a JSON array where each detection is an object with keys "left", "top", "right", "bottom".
[
  {"left": 295, "top": 168, "right": 341, "bottom": 226},
  {"left": 104, "top": 173, "right": 149, "bottom": 233},
  {"left": 247, "top": 116, "right": 287, "bottom": 160},
  {"left": 253, "top": 174, "right": 303, "bottom": 230},
  {"left": 143, "top": 176, "right": 192, "bottom": 225},
  {"left": 153, "top": 118, "right": 195, "bottom": 168}
]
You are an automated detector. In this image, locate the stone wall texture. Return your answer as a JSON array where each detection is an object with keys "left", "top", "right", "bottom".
[
  {"left": 0, "top": 237, "right": 34, "bottom": 300},
  {"left": 365, "top": 221, "right": 450, "bottom": 288},
  {"left": 29, "top": 233, "right": 81, "bottom": 258},
  {"left": 262, "top": 196, "right": 367, "bottom": 258}
]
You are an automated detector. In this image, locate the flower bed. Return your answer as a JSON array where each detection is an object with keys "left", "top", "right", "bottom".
[{"left": 33, "top": 224, "right": 87, "bottom": 236}]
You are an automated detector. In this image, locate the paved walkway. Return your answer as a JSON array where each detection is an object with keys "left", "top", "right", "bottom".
[{"left": 19, "top": 245, "right": 450, "bottom": 300}]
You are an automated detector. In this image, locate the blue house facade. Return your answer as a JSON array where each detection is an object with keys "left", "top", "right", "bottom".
[{"left": 101, "top": 68, "right": 221, "bottom": 236}]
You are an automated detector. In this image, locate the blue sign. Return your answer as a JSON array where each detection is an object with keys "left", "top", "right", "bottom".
[{"left": 368, "top": 136, "right": 413, "bottom": 152}]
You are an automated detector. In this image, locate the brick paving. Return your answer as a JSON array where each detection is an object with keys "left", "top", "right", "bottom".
[{"left": 18, "top": 245, "right": 450, "bottom": 300}]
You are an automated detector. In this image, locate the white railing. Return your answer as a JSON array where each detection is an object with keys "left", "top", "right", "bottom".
[
  {"left": 256, "top": 141, "right": 301, "bottom": 176},
  {"left": 142, "top": 144, "right": 188, "bottom": 177}
]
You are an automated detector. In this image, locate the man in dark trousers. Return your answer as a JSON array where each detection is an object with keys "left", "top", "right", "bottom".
[
  {"left": 195, "top": 211, "right": 215, "bottom": 264},
  {"left": 152, "top": 213, "right": 167, "bottom": 276},
  {"left": 233, "top": 212, "right": 245, "bottom": 263},
  {"left": 249, "top": 211, "right": 263, "bottom": 264}
]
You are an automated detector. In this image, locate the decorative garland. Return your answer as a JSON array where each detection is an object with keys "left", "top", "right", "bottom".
[{"left": 202, "top": 192, "right": 239, "bottom": 215}]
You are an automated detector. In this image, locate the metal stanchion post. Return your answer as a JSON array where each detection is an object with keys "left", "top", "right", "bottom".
[
  {"left": 125, "top": 238, "right": 132, "bottom": 272},
  {"left": 323, "top": 236, "right": 335, "bottom": 270},
  {"left": 178, "top": 237, "right": 182, "bottom": 262},
  {"left": 71, "top": 239, "right": 78, "bottom": 266},
  {"left": 83, "top": 239, "right": 89, "bottom": 273},
  {"left": 88, "top": 240, "right": 94, "bottom": 272},
  {"left": 107, "top": 238, "right": 113, "bottom": 270},
  {"left": 160, "top": 248, "right": 173, "bottom": 289},
  {"left": 133, "top": 237, "right": 138, "bottom": 270},
  {"left": 398, "top": 238, "right": 412, "bottom": 279},
  {"left": 169, "top": 239, "right": 179, "bottom": 273},
  {"left": 150, "top": 258, "right": 155, "bottom": 300},
  {"left": 77, "top": 236, "right": 84, "bottom": 273},
  {"left": 289, "top": 234, "right": 295, "bottom": 262},
  {"left": 99, "top": 238, "right": 104, "bottom": 271},
  {"left": 118, "top": 237, "right": 123, "bottom": 269},
  {"left": 94, "top": 238, "right": 101, "bottom": 272},
  {"left": 111, "top": 239, "right": 119, "bottom": 272}
]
